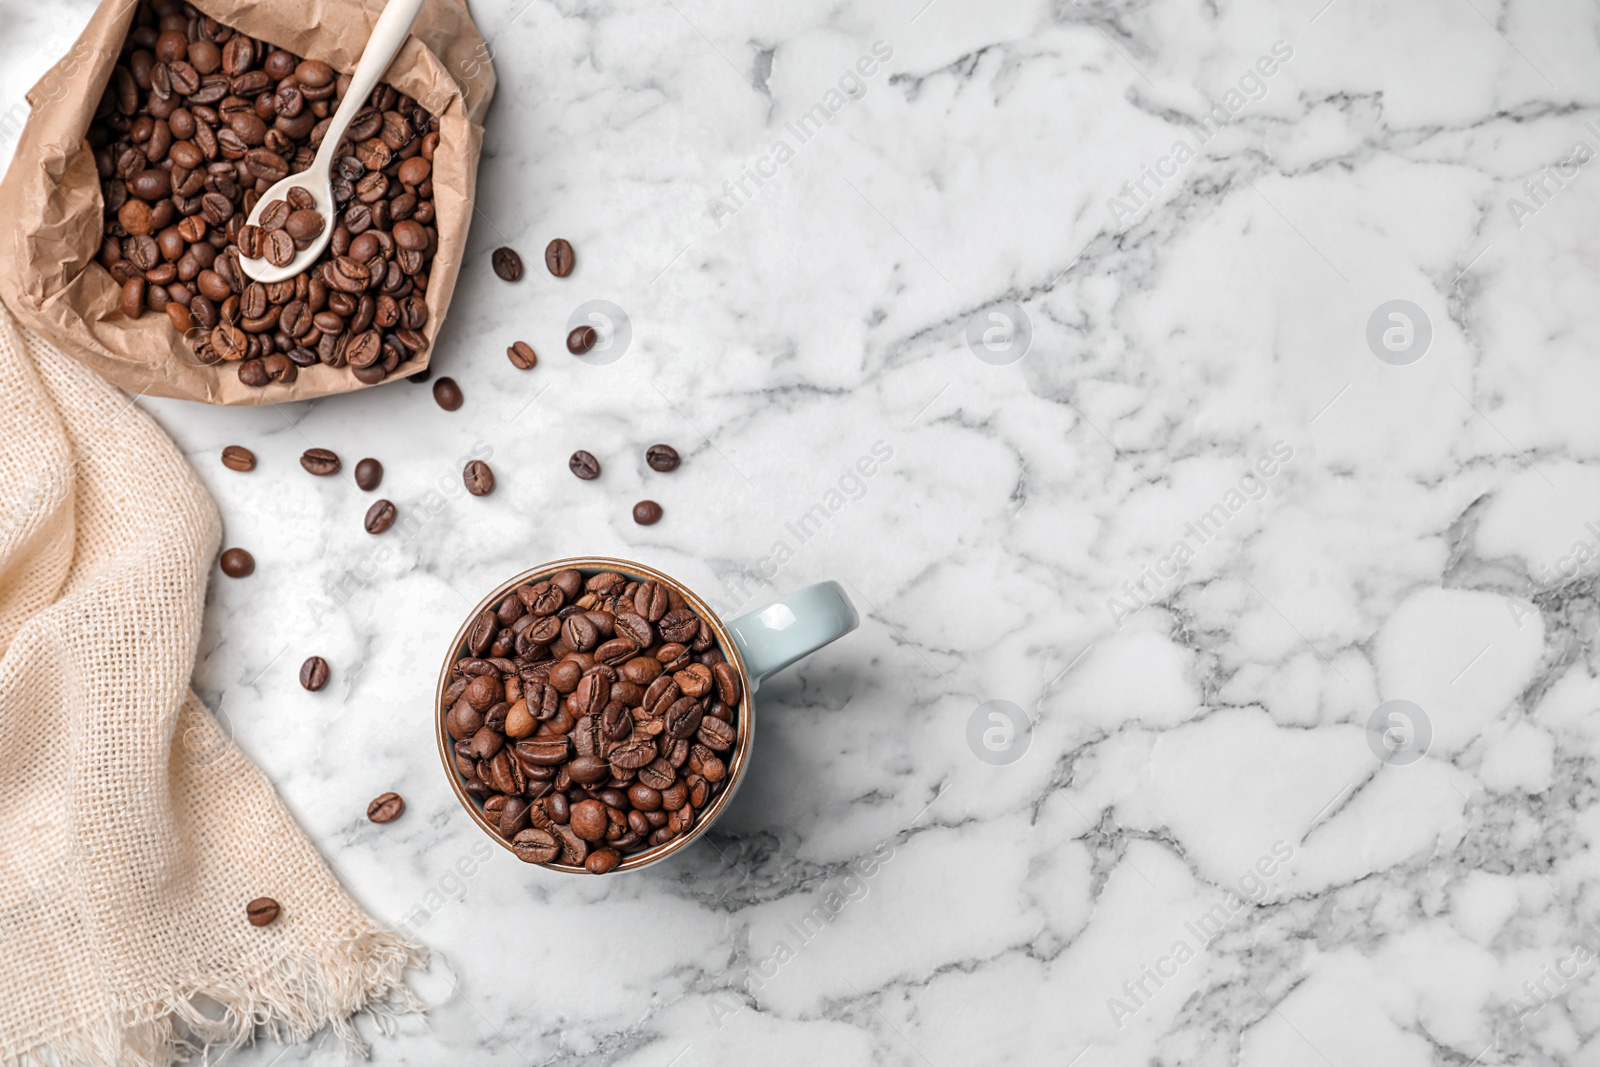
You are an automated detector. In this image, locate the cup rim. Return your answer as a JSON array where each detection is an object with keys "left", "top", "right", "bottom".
[{"left": 436, "top": 555, "right": 754, "bottom": 873}]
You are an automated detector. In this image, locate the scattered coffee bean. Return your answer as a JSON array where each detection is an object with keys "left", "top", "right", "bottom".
[
  {"left": 355, "top": 457, "right": 383, "bottom": 491},
  {"left": 299, "top": 656, "right": 330, "bottom": 691},
  {"left": 568, "top": 450, "right": 601, "bottom": 480},
  {"left": 364, "top": 499, "right": 397, "bottom": 534},
  {"left": 221, "top": 445, "right": 256, "bottom": 472},
  {"left": 443, "top": 566, "right": 741, "bottom": 870},
  {"left": 566, "top": 325, "right": 597, "bottom": 355},
  {"left": 633, "top": 500, "right": 663, "bottom": 525},
  {"left": 645, "top": 444, "right": 680, "bottom": 472},
  {"left": 433, "top": 377, "right": 463, "bottom": 411},
  {"left": 300, "top": 448, "right": 340, "bottom": 476},
  {"left": 220, "top": 547, "right": 255, "bottom": 577},
  {"left": 507, "top": 340, "right": 536, "bottom": 370},
  {"left": 246, "top": 897, "right": 280, "bottom": 926},
  {"left": 544, "top": 238, "right": 574, "bottom": 277},
  {"left": 492, "top": 246, "right": 523, "bottom": 281},
  {"left": 91, "top": 4, "right": 442, "bottom": 388},
  {"left": 367, "top": 791, "right": 405, "bottom": 823},
  {"left": 463, "top": 460, "right": 495, "bottom": 496}
]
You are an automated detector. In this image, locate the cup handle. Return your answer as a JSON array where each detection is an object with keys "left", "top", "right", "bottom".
[{"left": 725, "top": 581, "right": 859, "bottom": 691}]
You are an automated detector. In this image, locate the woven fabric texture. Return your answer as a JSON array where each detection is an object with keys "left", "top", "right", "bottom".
[{"left": 0, "top": 305, "right": 420, "bottom": 1066}]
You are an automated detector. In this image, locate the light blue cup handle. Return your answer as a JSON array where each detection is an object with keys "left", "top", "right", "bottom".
[{"left": 725, "top": 581, "right": 860, "bottom": 691}]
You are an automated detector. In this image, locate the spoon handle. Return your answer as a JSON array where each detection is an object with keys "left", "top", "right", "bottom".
[{"left": 312, "top": 0, "right": 428, "bottom": 172}]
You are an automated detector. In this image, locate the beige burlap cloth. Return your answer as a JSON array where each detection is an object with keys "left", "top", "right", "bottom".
[{"left": 0, "top": 304, "right": 422, "bottom": 1066}]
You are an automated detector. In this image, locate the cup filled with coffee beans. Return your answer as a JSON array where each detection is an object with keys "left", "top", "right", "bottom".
[{"left": 437, "top": 558, "right": 858, "bottom": 874}]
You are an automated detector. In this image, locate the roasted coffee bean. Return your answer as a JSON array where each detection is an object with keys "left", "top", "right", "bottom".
[
  {"left": 463, "top": 460, "right": 494, "bottom": 496},
  {"left": 354, "top": 457, "right": 383, "bottom": 490},
  {"left": 221, "top": 445, "right": 256, "bottom": 471},
  {"left": 544, "top": 238, "right": 574, "bottom": 277},
  {"left": 364, "top": 499, "right": 397, "bottom": 534},
  {"left": 246, "top": 897, "right": 280, "bottom": 926},
  {"left": 511, "top": 827, "right": 560, "bottom": 863},
  {"left": 568, "top": 450, "right": 601, "bottom": 480},
  {"left": 585, "top": 849, "right": 621, "bottom": 874},
  {"left": 491, "top": 246, "right": 523, "bottom": 281},
  {"left": 432, "top": 377, "right": 463, "bottom": 411},
  {"left": 299, "top": 656, "right": 329, "bottom": 691},
  {"left": 507, "top": 340, "right": 536, "bottom": 369},
  {"left": 220, "top": 547, "right": 254, "bottom": 577},
  {"left": 633, "top": 500, "right": 663, "bottom": 525},
  {"left": 300, "top": 448, "right": 340, "bottom": 476},
  {"left": 566, "top": 325, "right": 597, "bottom": 354},
  {"left": 367, "top": 792, "right": 405, "bottom": 823},
  {"left": 712, "top": 661, "right": 742, "bottom": 705},
  {"left": 646, "top": 444, "right": 680, "bottom": 472}
]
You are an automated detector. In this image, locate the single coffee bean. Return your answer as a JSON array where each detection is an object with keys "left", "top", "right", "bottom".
[
  {"left": 367, "top": 791, "right": 405, "bottom": 823},
  {"left": 364, "top": 499, "right": 397, "bottom": 534},
  {"left": 645, "top": 444, "right": 680, "bottom": 472},
  {"left": 432, "top": 377, "right": 463, "bottom": 411},
  {"left": 569, "top": 450, "right": 601, "bottom": 480},
  {"left": 220, "top": 547, "right": 254, "bottom": 577},
  {"left": 544, "top": 238, "right": 574, "bottom": 277},
  {"left": 299, "top": 655, "right": 329, "bottom": 691},
  {"left": 633, "top": 500, "right": 663, "bottom": 525},
  {"left": 511, "top": 827, "right": 560, "bottom": 863},
  {"left": 354, "top": 457, "right": 383, "bottom": 491},
  {"left": 246, "top": 897, "right": 280, "bottom": 926},
  {"left": 491, "top": 246, "right": 523, "bottom": 281},
  {"left": 221, "top": 445, "right": 256, "bottom": 472},
  {"left": 300, "top": 448, "right": 340, "bottom": 476},
  {"left": 566, "top": 325, "right": 597, "bottom": 354},
  {"left": 585, "top": 849, "right": 621, "bottom": 875},
  {"left": 507, "top": 340, "right": 536, "bottom": 369},
  {"left": 463, "top": 460, "right": 495, "bottom": 497}
]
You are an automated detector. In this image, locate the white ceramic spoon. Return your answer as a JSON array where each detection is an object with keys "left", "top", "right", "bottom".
[{"left": 238, "top": 0, "right": 427, "bottom": 283}]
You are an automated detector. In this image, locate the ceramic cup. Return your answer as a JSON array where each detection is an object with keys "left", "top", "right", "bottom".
[{"left": 437, "top": 556, "right": 859, "bottom": 872}]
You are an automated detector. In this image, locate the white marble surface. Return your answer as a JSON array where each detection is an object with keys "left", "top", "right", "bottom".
[{"left": 7, "top": 0, "right": 1600, "bottom": 1063}]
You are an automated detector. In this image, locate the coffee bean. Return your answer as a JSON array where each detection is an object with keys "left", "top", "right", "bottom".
[
  {"left": 492, "top": 246, "right": 523, "bottom": 281},
  {"left": 646, "top": 444, "right": 680, "bottom": 472},
  {"left": 221, "top": 445, "right": 256, "bottom": 472},
  {"left": 299, "top": 656, "right": 329, "bottom": 691},
  {"left": 220, "top": 547, "right": 254, "bottom": 577},
  {"left": 566, "top": 325, "right": 597, "bottom": 355},
  {"left": 511, "top": 827, "right": 559, "bottom": 863},
  {"left": 364, "top": 499, "right": 397, "bottom": 534},
  {"left": 544, "top": 238, "right": 574, "bottom": 277},
  {"left": 463, "top": 460, "right": 495, "bottom": 497},
  {"left": 569, "top": 450, "right": 601, "bottom": 480},
  {"left": 633, "top": 500, "right": 663, "bottom": 525},
  {"left": 367, "top": 791, "right": 405, "bottom": 823},
  {"left": 300, "top": 448, "right": 340, "bottom": 476},
  {"left": 585, "top": 849, "right": 621, "bottom": 874},
  {"left": 246, "top": 897, "right": 280, "bottom": 926},
  {"left": 355, "top": 458, "right": 383, "bottom": 491},
  {"left": 432, "top": 377, "right": 463, "bottom": 411},
  {"left": 507, "top": 340, "right": 536, "bottom": 370}
]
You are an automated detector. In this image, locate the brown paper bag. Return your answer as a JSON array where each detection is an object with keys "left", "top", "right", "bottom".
[{"left": 0, "top": 0, "right": 496, "bottom": 405}]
